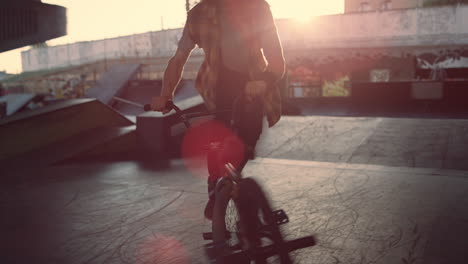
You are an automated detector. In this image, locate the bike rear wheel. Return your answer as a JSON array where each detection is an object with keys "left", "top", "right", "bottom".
[
  {"left": 211, "top": 177, "right": 293, "bottom": 264},
  {"left": 238, "top": 178, "right": 293, "bottom": 264},
  {"left": 211, "top": 178, "right": 246, "bottom": 263}
]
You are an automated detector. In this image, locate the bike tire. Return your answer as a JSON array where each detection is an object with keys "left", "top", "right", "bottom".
[
  {"left": 211, "top": 178, "right": 246, "bottom": 264},
  {"left": 237, "top": 178, "right": 293, "bottom": 264}
]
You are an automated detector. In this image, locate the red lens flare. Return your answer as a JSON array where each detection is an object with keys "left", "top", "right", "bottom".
[
  {"left": 138, "top": 234, "right": 189, "bottom": 264},
  {"left": 181, "top": 119, "right": 245, "bottom": 179}
]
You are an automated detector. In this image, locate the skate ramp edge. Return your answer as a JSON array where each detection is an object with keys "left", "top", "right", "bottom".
[{"left": 0, "top": 98, "right": 134, "bottom": 160}]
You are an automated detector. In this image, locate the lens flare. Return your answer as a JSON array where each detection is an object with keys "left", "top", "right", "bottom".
[
  {"left": 138, "top": 234, "right": 189, "bottom": 264},
  {"left": 181, "top": 119, "right": 245, "bottom": 179}
]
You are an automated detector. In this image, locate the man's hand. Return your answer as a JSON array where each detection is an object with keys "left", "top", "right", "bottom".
[
  {"left": 245, "top": 80, "right": 267, "bottom": 102},
  {"left": 151, "top": 95, "right": 173, "bottom": 114}
]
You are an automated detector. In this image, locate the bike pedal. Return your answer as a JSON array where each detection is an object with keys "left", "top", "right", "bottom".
[
  {"left": 203, "top": 232, "right": 213, "bottom": 240},
  {"left": 272, "top": 209, "right": 289, "bottom": 225}
]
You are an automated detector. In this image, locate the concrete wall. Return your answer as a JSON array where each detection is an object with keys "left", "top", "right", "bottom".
[
  {"left": 345, "top": 0, "right": 423, "bottom": 13},
  {"left": 21, "top": 29, "right": 191, "bottom": 72},
  {"left": 351, "top": 80, "right": 468, "bottom": 107},
  {"left": 21, "top": 5, "right": 468, "bottom": 72},
  {"left": 276, "top": 5, "right": 468, "bottom": 50}
]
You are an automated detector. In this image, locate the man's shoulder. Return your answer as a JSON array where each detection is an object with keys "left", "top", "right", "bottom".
[
  {"left": 188, "top": 1, "right": 209, "bottom": 18},
  {"left": 255, "top": 0, "right": 270, "bottom": 8},
  {"left": 189, "top": 0, "right": 270, "bottom": 15},
  {"left": 250, "top": 0, "right": 270, "bottom": 11},
  {"left": 189, "top": 1, "right": 204, "bottom": 11}
]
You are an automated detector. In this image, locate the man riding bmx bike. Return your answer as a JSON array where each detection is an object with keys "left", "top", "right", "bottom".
[{"left": 151, "top": 0, "right": 285, "bottom": 220}]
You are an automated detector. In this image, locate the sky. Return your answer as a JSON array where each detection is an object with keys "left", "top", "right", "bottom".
[{"left": 0, "top": 0, "right": 344, "bottom": 74}]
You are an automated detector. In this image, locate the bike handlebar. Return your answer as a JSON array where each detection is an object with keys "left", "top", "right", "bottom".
[
  {"left": 144, "top": 101, "right": 191, "bottom": 128},
  {"left": 144, "top": 100, "right": 235, "bottom": 129}
]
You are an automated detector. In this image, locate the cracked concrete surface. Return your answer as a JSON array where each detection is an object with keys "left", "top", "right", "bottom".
[
  {"left": 244, "top": 158, "right": 468, "bottom": 264},
  {"left": 257, "top": 116, "right": 468, "bottom": 171},
  {"left": 2, "top": 115, "right": 468, "bottom": 263}
]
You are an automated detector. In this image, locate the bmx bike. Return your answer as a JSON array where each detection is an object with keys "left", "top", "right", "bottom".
[{"left": 146, "top": 100, "right": 316, "bottom": 263}]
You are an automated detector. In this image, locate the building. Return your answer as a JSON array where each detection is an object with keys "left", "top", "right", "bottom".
[
  {"left": 0, "top": 71, "right": 14, "bottom": 81},
  {"left": 345, "top": 0, "right": 424, "bottom": 13},
  {"left": 1, "top": 0, "right": 66, "bottom": 53}
]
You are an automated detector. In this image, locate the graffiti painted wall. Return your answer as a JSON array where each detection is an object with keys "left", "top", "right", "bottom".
[{"left": 287, "top": 48, "right": 416, "bottom": 97}]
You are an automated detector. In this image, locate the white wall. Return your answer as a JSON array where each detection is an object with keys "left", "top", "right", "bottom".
[
  {"left": 277, "top": 5, "right": 468, "bottom": 49},
  {"left": 21, "top": 29, "right": 185, "bottom": 72},
  {"left": 21, "top": 5, "right": 468, "bottom": 72}
]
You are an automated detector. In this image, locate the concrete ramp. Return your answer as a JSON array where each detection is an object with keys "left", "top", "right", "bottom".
[
  {"left": 0, "top": 93, "right": 36, "bottom": 117},
  {"left": 0, "top": 99, "right": 134, "bottom": 162},
  {"left": 85, "top": 64, "right": 141, "bottom": 104},
  {"left": 2, "top": 125, "right": 136, "bottom": 169},
  {"left": 112, "top": 80, "right": 161, "bottom": 116}
]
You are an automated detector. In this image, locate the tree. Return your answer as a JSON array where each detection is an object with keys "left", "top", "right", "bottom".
[{"left": 30, "top": 42, "right": 48, "bottom": 49}]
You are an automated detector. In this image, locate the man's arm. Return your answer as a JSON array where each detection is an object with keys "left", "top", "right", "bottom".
[
  {"left": 260, "top": 3, "right": 285, "bottom": 82},
  {"left": 160, "top": 48, "right": 193, "bottom": 98},
  {"left": 152, "top": 19, "right": 196, "bottom": 112},
  {"left": 245, "top": 3, "right": 285, "bottom": 101},
  {"left": 161, "top": 19, "right": 196, "bottom": 98}
]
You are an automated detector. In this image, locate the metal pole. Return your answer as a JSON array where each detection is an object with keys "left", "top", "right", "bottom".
[{"left": 113, "top": 96, "right": 145, "bottom": 108}]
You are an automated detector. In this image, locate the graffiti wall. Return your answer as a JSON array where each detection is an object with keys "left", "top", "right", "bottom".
[
  {"left": 416, "top": 48, "right": 468, "bottom": 69},
  {"left": 286, "top": 48, "right": 416, "bottom": 97}
]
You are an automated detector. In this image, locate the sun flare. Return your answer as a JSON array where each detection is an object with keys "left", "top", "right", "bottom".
[
  {"left": 0, "top": 0, "right": 344, "bottom": 74},
  {"left": 268, "top": 0, "right": 344, "bottom": 21}
]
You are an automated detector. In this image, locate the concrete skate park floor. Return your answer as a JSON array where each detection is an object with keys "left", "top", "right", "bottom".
[{"left": 2, "top": 115, "right": 468, "bottom": 264}]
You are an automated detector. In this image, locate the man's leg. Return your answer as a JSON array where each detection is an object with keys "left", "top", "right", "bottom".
[
  {"left": 233, "top": 96, "right": 265, "bottom": 171},
  {"left": 204, "top": 110, "right": 233, "bottom": 220},
  {"left": 204, "top": 139, "right": 223, "bottom": 220},
  {"left": 204, "top": 66, "right": 254, "bottom": 220}
]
